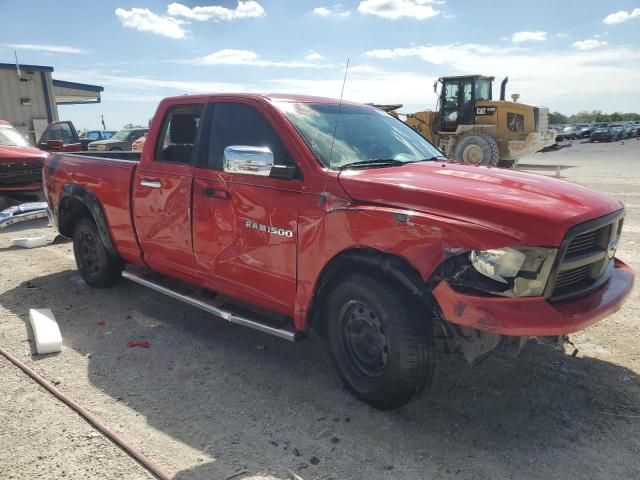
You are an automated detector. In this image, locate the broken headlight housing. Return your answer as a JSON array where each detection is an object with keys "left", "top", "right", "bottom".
[{"left": 458, "top": 247, "right": 557, "bottom": 297}]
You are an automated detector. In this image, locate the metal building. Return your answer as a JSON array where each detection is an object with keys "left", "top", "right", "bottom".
[{"left": 0, "top": 62, "right": 103, "bottom": 142}]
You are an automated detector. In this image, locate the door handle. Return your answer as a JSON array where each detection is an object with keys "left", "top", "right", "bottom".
[
  {"left": 202, "top": 187, "right": 230, "bottom": 199},
  {"left": 140, "top": 179, "right": 161, "bottom": 189}
]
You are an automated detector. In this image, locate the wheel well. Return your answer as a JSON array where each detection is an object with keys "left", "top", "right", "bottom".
[
  {"left": 56, "top": 187, "right": 119, "bottom": 259},
  {"left": 308, "top": 248, "right": 433, "bottom": 335},
  {"left": 58, "top": 197, "right": 93, "bottom": 238}
]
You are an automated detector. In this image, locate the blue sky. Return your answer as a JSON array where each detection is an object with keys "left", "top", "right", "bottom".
[{"left": 2, "top": 0, "right": 639, "bottom": 130}]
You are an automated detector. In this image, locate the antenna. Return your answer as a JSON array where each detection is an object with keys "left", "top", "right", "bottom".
[
  {"left": 327, "top": 59, "right": 350, "bottom": 168},
  {"left": 14, "top": 50, "right": 22, "bottom": 79}
]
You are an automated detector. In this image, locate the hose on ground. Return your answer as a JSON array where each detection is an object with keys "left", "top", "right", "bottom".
[{"left": 0, "top": 345, "right": 173, "bottom": 480}]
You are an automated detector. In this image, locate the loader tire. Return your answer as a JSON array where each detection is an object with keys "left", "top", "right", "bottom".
[
  {"left": 73, "top": 217, "right": 123, "bottom": 288},
  {"left": 454, "top": 133, "right": 500, "bottom": 166}
]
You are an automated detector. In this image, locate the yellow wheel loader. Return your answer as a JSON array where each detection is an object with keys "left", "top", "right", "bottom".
[{"left": 377, "top": 75, "right": 556, "bottom": 167}]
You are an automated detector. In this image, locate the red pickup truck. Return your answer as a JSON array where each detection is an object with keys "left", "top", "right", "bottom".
[
  {"left": 1, "top": 120, "right": 49, "bottom": 208},
  {"left": 43, "top": 94, "right": 634, "bottom": 409}
]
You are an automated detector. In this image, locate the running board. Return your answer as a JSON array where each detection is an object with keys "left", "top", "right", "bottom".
[{"left": 121, "top": 269, "right": 301, "bottom": 342}]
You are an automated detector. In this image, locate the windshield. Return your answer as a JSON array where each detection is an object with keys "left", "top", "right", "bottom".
[
  {"left": 276, "top": 102, "right": 443, "bottom": 169},
  {"left": 112, "top": 129, "right": 133, "bottom": 141},
  {"left": 0, "top": 124, "right": 34, "bottom": 148}
]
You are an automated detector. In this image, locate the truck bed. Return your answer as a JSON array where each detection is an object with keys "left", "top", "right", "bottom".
[{"left": 45, "top": 152, "right": 142, "bottom": 263}]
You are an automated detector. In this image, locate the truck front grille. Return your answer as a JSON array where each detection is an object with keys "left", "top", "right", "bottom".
[
  {"left": 547, "top": 211, "right": 624, "bottom": 301},
  {"left": 0, "top": 160, "right": 43, "bottom": 186}
]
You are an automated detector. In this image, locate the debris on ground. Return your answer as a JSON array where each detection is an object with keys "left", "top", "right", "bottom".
[
  {"left": 127, "top": 341, "right": 150, "bottom": 349},
  {"left": 0, "top": 202, "right": 48, "bottom": 229},
  {"left": 28, "top": 308, "right": 62, "bottom": 355},
  {"left": 10, "top": 236, "right": 48, "bottom": 248}
]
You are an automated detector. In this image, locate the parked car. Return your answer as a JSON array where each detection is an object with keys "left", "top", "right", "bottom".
[
  {"left": 590, "top": 127, "right": 619, "bottom": 142},
  {"left": 43, "top": 93, "right": 634, "bottom": 409},
  {"left": 623, "top": 123, "right": 637, "bottom": 138},
  {"left": 88, "top": 128, "right": 147, "bottom": 152},
  {"left": 563, "top": 125, "right": 581, "bottom": 140},
  {"left": 576, "top": 123, "right": 593, "bottom": 138},
  {"left": 0, "top": 119, "right": 48, "bottom": 208},
  {"left": 37, "top": 120, "right": 84, "bottom": 151},
  {"left": 610, "top": 126, "right": 626, "bottom": 140},
  {"left": 80, "top": 130, "right": 116, "bottom": 143}
]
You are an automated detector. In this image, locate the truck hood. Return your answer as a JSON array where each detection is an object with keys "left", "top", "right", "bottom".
[
  {"left": 0, "top": 144, "right": 48, "bottom": 165},
  {"left": 338, "top": 162, "right": 622, "bottom": 246}
]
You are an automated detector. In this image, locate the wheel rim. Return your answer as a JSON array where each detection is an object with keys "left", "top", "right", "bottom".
[
  {"left": 462, "top": 144, "right": 484, "bottom": 163},
  {"left": 339, "top": 301, "right": 389, "bottom": 377},
  {"left": 79, "top": 231, "right": 100, "bottom": 279}
]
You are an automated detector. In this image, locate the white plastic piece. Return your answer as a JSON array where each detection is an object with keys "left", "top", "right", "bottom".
[
  {"left": 11, "top": 236, "right": 48, "bottom": 248},
  {"left": 29, "top": 309, "right": 62, "bottom": 354}
]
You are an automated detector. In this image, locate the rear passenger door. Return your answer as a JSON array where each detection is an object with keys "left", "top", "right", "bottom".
[
  {"left": 133, "top": 103, "right": 202, "bottom": 277},
  {"left": 192, "top": 100, "right": 301, "bottom": 315}
]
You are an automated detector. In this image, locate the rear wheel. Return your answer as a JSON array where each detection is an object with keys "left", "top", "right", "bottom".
[
  {"left": 453, "top": 133, "right": 500, "bottom": 166},
  {"left": 325, "top": 273, "right": 434, "bottom": 409},
  {"left": 73, "top": 217, "right": 122, "bottom": 287}
]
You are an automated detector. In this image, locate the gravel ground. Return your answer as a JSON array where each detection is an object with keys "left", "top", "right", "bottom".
[{"left": 1, "top": 138, "right": 639, "bottom": 480}]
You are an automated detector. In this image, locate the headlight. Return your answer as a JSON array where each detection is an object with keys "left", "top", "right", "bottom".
[{"left": 468, "top": 246, "right": 557, "bottom": 297}]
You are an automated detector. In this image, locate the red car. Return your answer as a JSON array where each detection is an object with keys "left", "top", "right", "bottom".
[
  {"left": 43, "top": 94, "right": 634, "bottom": 409},
  {"left": 0, "top": 120, "right": 48, "bottom": 208}
]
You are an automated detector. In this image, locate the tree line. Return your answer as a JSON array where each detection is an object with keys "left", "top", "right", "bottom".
[{"left": 549, "top": 110, "right": 640, "bottom": 124}]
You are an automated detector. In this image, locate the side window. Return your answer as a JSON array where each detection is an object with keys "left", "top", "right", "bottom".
[
  {"left": 208, "top": 102, "right": 294, "bottom": 170},
  {"left": 155, "top": 105, "right": 202, "bottom": 163},
  {"left": 462, "top": 81, "right": 473, "bottom": 104},
  {"left": 41, "top": 123, "right": 74, "bottom": 143},
  {"left": 443, "top": 82, "right": 459, "bottom": 107}
]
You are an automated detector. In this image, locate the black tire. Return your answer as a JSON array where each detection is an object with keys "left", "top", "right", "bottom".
[
  {"left": 453, "top": 133, "right": 500, "bottom": 166},
  {"left": 73, "top": 217, "right": 123, "bottom": 287},
  {"left": 325, "top": 273, "right": 434, "bottom": 409}
]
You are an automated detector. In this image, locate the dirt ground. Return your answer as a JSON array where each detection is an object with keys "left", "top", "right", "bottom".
[{"left": 1, "top": 139, "right": 639, "bottom": 480}]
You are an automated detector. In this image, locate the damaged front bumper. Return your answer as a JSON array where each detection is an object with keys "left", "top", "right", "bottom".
[{"left": 433, "top": 258, "right": 634, "bottom": 337}]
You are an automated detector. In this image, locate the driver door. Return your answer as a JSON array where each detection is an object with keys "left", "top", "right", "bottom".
[{"left": 440, "top": 80, "right": 460, "bottom": 131}]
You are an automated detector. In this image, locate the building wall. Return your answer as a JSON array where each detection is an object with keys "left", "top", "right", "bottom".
[{"left": 0, "top": 67, "right": 58, "bottom": 142}]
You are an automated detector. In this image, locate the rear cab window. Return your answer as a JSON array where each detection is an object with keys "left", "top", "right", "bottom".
[{"left": 154, "top": 105, "right": 203, "bottom": 164}]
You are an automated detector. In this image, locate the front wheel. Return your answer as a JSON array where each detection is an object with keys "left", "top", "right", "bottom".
[
  {"left": 325, "top": 273, "right": 434, "bottom": 409},
  {"left": 73, "top": 217, "right": 123, "bottom": 287}
]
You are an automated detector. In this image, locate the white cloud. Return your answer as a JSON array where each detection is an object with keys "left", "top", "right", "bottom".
[
  {"left": 555, "top": 32, "right": 570, "bottom": 38},
  {"left": 56, "top": 69, "right": 251, "bottom": 93},
  {"left": 358, "top": 0, "right": 440, "bottom": 20},
  {"left": 312, "top": 5, "right": 351, "bottom": 17},
  {"left": 361, "top": 42, "right": 640, "bottom": 110},
  {"left": 193, "top": 49, "right": 333, "bottom": 68},
  {"left": 115, "top": 8, "right": 186, "bottom": 39},
  {"left": 572, "top": 39, "right": 608, "bottom": 50},
  {"left": 511, "top": 31, "right": 547, "bottom": 42},
  {"left": 305, "top": 50, "right": 325, "bottom": 61},
  {"left": 603, "top": 8, "right": 640, "bottom": 24},
  {"left": 167, "top": 1, "right": 265, "bottom": 21},
  {"left": 3, "top": 43, "right": 88, "bottom": 54}
]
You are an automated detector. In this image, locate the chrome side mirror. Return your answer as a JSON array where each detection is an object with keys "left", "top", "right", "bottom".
[{"left": 223, "top": 145, "right": 274, "bottom": 176}]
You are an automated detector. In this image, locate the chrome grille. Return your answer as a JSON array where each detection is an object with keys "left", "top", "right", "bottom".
[
  {"left": 548, "top": 211, "right": 624, "bottom": 301},
  {"left": 565, "top": 229, "right": 601, "bottom": 256}
]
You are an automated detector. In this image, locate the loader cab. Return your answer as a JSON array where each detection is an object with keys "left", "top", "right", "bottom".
[{"left": 439, "top": 75, "right": 494, "bottom": 132}]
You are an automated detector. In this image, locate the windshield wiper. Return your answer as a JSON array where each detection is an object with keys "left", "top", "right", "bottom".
[
  {"left": 337, "top": 158, "right": 405, "bottom": 170},
  {"left": 414, "top": 155, "right": 448, "bottom": 162}
]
